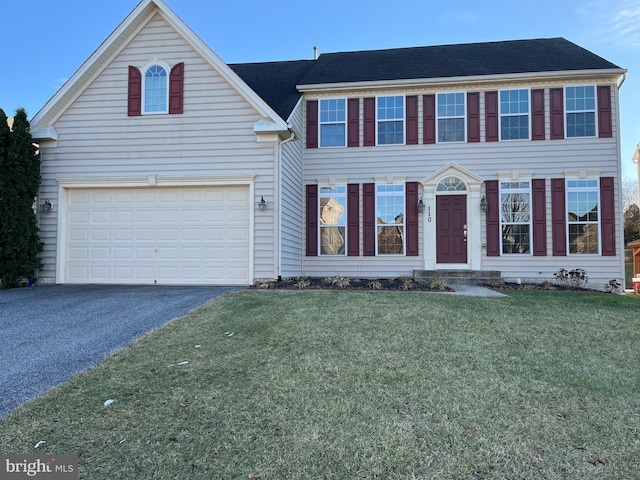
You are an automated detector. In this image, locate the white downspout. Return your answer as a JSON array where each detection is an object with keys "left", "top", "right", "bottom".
[
  {"left": 277, "top": 129, "right": 296, "bottom": 280},
  {"left": 616, "top": 72, "right": 628, "bottom": 289}
]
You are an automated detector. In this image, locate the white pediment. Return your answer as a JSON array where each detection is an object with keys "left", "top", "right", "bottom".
[{"left": 420, "top": 163, "right": 485, "bottom": 188}]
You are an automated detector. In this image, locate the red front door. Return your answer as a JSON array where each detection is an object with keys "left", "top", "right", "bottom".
[{"left": 436, "top": 195, "right": 467, "bottom": 263}]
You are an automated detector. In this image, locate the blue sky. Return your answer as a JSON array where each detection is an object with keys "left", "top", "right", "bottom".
[{"left": 1, "top": 0, "right": 639, "bottom": 179}]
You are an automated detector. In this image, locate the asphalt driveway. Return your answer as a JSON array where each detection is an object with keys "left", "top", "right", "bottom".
[{"left": 0, "top": 284, "right": 243, "bottom": 417}]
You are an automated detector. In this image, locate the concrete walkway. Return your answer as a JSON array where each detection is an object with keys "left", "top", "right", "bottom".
[{"left": 445, "top": 285, "right": 507, "bottom": 297}]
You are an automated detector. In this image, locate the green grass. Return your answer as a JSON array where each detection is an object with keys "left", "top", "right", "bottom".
[{"left": 2, "top": 290, "right": 639, "bottom": 479}]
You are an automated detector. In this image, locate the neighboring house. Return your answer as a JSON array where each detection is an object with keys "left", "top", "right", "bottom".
[{"left": 31, "top": 0, "right": 628, "bottom": 289}]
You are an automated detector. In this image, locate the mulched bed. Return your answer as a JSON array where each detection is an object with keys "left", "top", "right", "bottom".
[
  {"left": 252, "top": 277, "right": 623, "bottom": 294},
  {"left": 484, "top": 281, "right": 620, "bottom": 294},
  {"left": 252, "top": 276, "right": 453, "bottom": 292}
]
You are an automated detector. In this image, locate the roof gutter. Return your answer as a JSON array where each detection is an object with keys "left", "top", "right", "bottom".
[{"left": 297, "top": 68, "right": 628, "bottom": 93}]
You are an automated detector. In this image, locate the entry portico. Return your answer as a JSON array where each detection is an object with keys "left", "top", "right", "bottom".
[{"left": 421, "top": 163, "right": 485, "bottom": 271}]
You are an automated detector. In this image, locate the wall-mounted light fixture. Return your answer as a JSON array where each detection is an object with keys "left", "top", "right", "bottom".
[
  {"left": 40, "top": 199, "right": 52, "bottom": 213},
  {"left": 258, "top": 196, "right": 268, "bottom": 211},
  {"left": 480, "top": 195, "right": 488, "bottom": 213},
  {"left": 417, "top": 198, "right": 425, "bottom": 214}
]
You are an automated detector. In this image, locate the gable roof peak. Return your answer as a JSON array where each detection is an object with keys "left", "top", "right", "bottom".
[{"left": 31, "top": 0, "right": 288, "bottom": 135}]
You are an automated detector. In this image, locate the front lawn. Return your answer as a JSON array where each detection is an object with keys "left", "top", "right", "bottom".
[{"left": 1, "top": 290, "right": 639, "bottom": 479}]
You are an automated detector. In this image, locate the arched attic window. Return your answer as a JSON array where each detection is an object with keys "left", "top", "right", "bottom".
[
  {"left": 128, "top": 62, "right": 184, "bottom": 116},
  {"left": 143, "top": 64, "right": 169, "bottom": 114}
]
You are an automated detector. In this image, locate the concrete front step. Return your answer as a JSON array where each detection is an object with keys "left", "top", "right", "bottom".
[{"left": 413, "top": 270, "right": 502, "bottom": 286}]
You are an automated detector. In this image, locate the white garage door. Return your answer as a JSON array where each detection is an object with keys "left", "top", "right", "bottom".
[{"left": 64, "top": 186, "right": 250, "bottom": 285}]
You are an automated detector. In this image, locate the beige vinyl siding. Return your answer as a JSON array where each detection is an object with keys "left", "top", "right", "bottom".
[
  {"left": 280, "top": 100, "right": 304, "bottom": 277},
  {"left": 301, "top": 81, "right": 624, "bottom": 286},
  {"left": 37, "top": 13, "right": 279, "bottom": 283}
]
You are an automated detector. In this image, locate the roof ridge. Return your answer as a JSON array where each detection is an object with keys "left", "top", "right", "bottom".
[{"left": 316, "top": 37, "right": 568, "bottom": 57}]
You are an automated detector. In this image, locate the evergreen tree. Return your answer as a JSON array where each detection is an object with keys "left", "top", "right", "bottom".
[
  {"left": 0, "top": 109, "right": 11, "bottom": 282},
  {"left": 624, "top": 203, "right": 640, "bottom": 244},
  {"left": 0, "top": 108, "right": 42, "bottom": 288}
]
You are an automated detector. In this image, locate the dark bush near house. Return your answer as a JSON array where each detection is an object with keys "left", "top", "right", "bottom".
[
  {"left": 553, "top": 268, "right": 589, "bottom": 289},
  {"left": 0, "top": 108, "right": 43, "bottom": 288}
]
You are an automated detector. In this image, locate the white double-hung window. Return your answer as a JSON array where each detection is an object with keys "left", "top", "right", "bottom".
[
  {"left": 567, "top": 179, "right": 599, "bottom": 254},
  {"left": 319, "top": 185, "right": 347, "bottom": 255},
  {"left": 500, "top": 89, "right": 529, "bottom": 140},
  {"left": 437, "top": 92, "right": 465, "bottom": 142},
  {"left": 377, "top": 96, "right": 404, "bottom": 145},
  {"left": 376, "top": 184, "right": 405, "bottom": 255},
  {"left": 319, "top": 99, "right": 346, "bottom": 147},
  {"left": 500, "top": 181, "right": 531, "bottom": 254},
  {"left": 565, "top": 86, "right": 596, "bottom": 137}
]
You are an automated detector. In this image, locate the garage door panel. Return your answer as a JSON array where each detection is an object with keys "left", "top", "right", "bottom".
[
  {"left": 92, "top": 211, "right": 111, "bottom": 224},
  {"left": 114, "top": 211, "right": 134, "bottom": 223},
  {"left": 114, "top": 191, "right": 135, "bottom": 202},
  {"left": 68, "top": 247, "right": 88, "bottom": 260},
  {"left": 90, "top": 266, "right": 110, "bottom": 278},
  {"left": 70, "top": 211, "right": 89, "bottom": 223},
  {"left": 90, "top": 247, "right": 110, "bottom": 260},
  {"left": 93, "top": 192, "right": 112, "bottom": 203},
  {"left": 69, "top": 229, "right": 88, "bottom": 241},
  {"left": 65, "top": 186, "right": 250, "bottom": 285},
  {"left": 114, "top": 229, "right": 133, "bottom": 241},
  {"left": 113, "top": 247, "right": 133, "bottom": 259},
  {"left": 91, "top": 229, "right": 111, "bottom": 242},
  {"left": 113, "top": 266, "right": 134, "bottom": 279},
  {"left": 136, "top": 210, "right": 156, "bottom": 223},
  {"left": 181, "top": 228, "right": 202, "bottom": 241},
  {"left": 228, "top": 228, "right": 249, "bottom": 241},
  {"left": 136, "top": 229, "right": 155, "bottom": 241}
]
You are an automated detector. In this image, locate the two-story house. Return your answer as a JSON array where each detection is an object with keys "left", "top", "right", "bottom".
[{"left": 31, "top": 0, "right": 627, "bottom": 289}]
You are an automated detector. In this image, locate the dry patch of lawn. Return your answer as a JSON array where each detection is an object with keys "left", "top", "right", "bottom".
[{"left": 1, "top": 290, "right": 639, "bottom": 479}]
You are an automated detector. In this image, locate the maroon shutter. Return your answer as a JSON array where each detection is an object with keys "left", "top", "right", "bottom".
[
  {"left": 363, "top": 98, "right": 375, "bottom": 146},
  {"left": 348, "top": 98, "right": 360, "bottom": 147},
  {"left": 423, "top": 94, "right": 436, "bottom": 144},
  {"left": 406, "top": 182, "right": 419, "bottom": 256},
  {"left": 531, "top": 89, "right": 545, "bottom": 140},
  {"left": 485, "top": 91, "right": 498, "bottom": 142},
  {"left": 406, "top": 96, "right": 418, "bottom": 145},
  {"left": 127, "top": 66, "right": 142, "bottom": 116},
  {"left": 306, "top": 185, "right": 318, "bottom": 256},
  {"left": 600, "top": 176, "right": 616, "bottom": 256},
  {"left": 532, "top": 179, "right": 547, "bottom": 256},
  {"left": 550, "top": 88, "right": 564, "bottom": 140},
  {"left": 306, "top": 100, "right": 318, "bottom": 148},
  {"left": 347, "top": 183, "right": 360, "bottom": 256},
  {"left": 486, "top": 180, "right": 500, "bottom": 256},
  {"left": 363, "top": 183, "right": 376, "bottom": 255},
  {"left": 168, "top": 62, "right": 184, "bottom": 114},
  {"left": 597, "top": 86, "right": 612, "bottom": 138},
  {"left": 551, "top": 178, "right": 566, "bottom": 255},
  {"left": 467, "top": 92, "right": 480, "bottom": 143}
]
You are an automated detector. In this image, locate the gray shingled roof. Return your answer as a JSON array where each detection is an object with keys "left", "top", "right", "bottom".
[
  {"left": 230, "top": 38, "right": 621, "bottom": 121},
  {"left": 229, "top": 60, "right": 314, "bottom": 121}
]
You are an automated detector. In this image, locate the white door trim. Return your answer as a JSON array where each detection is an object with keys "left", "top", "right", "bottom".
[{"left": 420, "top": 163, "right": 485, "bottom": 271}]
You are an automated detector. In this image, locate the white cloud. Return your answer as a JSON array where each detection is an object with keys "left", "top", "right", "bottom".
[
  {"left": 608, "top": 4, "right": 640, "bottom": 48},
  {"left": 579, "top": 0, "right": 640, "bottom": 49}
]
